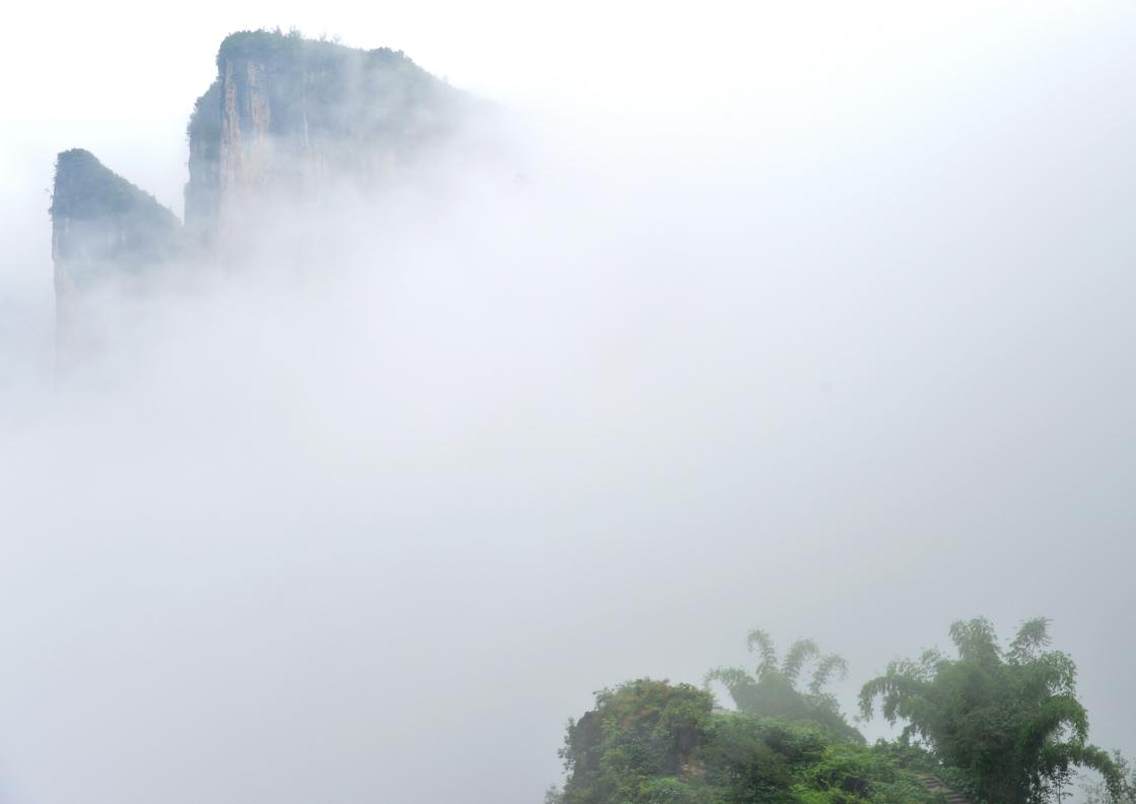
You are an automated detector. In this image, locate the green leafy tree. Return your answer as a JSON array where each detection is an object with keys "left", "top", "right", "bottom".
[
  {"left": 859, "top": 617, "right": 1122, "bottom": 803},
  {"left": 706, "top": 628, "right": 861, "bottom": 742},
  {"left": 557, "top": 679, "right": 716, "bottom": 804},
  {"left": 553, "top": 679, "right": 938, "bottom": 804},
  {"left": 1083, "top": 752, "right": 1136, "bottom": 804}
]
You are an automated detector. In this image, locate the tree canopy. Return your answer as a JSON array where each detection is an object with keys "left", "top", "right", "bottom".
[
  {"left": 859, "top": 617, "right": 1122, "bottom": 803},
  {"left": 553, "top": 678, "right": 938, "bottom": 804},
  {"left": 706, "top": 628, "right": 862, "bottom": 743},
  {"left": 550, "top": 617, "right": 1130, "bottom": 803}
]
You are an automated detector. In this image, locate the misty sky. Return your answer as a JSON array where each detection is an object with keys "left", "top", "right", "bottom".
[{"left": 2, "top": 2, "right": 1136, "bottom": 803}]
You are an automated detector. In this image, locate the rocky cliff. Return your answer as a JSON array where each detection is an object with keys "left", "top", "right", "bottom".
[
  {"left": 50, "top": 149, "right": 184, "bottom": 360},
  {"left": 51, "top": 149, "right": 183, "bottom": 291},
  {"left": 51, "top": 30, "right": 468, "bottom": 327},
  {"left": 185, "top": 30, "right": 465, "bottom": 245}
]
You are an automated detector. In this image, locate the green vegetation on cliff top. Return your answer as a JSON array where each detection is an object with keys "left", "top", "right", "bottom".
[
  {"left": 187, "top": 28, "right": 458, "bottom": 144},
  {"left": 550, "top": 620, "right": 1133, "bottom": 804},
  {"left": 552, "top": 679, "right": 938, "bottom": 804},
  {"left": 50, "top": 149, "right": 178, "bottom": 226},
  {"left": 50, "top": 149, "right": 182, "bottom": 280}
]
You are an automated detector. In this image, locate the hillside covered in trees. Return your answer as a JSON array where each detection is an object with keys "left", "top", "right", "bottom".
[{"left": 548, "top": 620, "right": 1135, "bottom": 804}]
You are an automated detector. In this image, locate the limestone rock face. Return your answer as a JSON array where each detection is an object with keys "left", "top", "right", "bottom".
[
  {"left": 185, "top": 31, "right": 465, "bottom": 245},
  {"left": 50, "top": 31, "right": 469, "bottom": 359},
  {"left": 51, "top": 149, "right": 182, "bottom": 290},
  {"left": 50, "top": 149, "right": 184, "bottom": 359}
]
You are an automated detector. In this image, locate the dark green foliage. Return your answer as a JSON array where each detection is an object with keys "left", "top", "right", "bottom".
[
  {"left": 554, "top": 619, "right": 1128, "bottom": 803},
  {"left": 859, "top": 617, "right": 1122, "bottom": 803},
  {"left": 1083, "top": 752, "right": 1136, "bottom": 803},
  {"left": 697, "top": 715, "right": 807, "bottom": 801},
  {"left": 559, "top": 680, "right": 714, "bottom": 803},
  {"left": 870, "top": 740, "right": 982, "bottom": 801},
  {"left": 707, "top": 628, "right": 863, "bottom": 743},
  {"left": 790, "top": 742, "right": 946, "bottom": 804},
  {"left": 555, "top": 679, "right": 938, "bottom": 804}
]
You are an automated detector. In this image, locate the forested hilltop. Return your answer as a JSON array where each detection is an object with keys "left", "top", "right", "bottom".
[{"left": 547, "top": 620, "right": 1136, "bottom": 804}]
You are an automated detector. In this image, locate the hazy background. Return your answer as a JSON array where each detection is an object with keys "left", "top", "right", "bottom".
[{"left": 2, "top": 1, "right": 1136, "bottom": 802}]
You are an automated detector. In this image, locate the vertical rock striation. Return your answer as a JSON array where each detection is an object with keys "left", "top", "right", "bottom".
[
  {"left": 185, "top": 30, "right": 465, "bottom": 245},
  {"left": 50, "top": 30, "right": 471, "bottom": 360}
]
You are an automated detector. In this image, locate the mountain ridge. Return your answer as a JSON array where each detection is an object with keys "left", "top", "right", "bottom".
[{"left": 50, "top": 29, "right": 470, "bottom": 351}]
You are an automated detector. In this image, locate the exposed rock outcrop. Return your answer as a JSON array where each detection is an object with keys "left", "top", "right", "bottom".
[
  {"left": 185, "top": 31, "right": 466, "bottom": 245},
  {"left": 50, "top": 30, "right": 471, "bottom": 360},
  {"left": 51, "top": 149, "right": 182, "bottom": 293},
  {"left": 51, "top": 149, "right": 183, "bottom": 356}
]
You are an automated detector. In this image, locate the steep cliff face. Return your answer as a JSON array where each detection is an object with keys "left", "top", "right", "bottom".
[
  {"left": 51, "top": 31, "right": 469, "bottom": 359},
  {"left": 185, "top": 80, "right": 222, "bottom": 244},
  {"left": 51, "top": 149, "right": 184, "bottom": 360},
  {"left": 51, "top": 149, "right": 182, "bottom": 296},
  {"left": 185, "top": 31, "right": 465, "bottom": 244}
]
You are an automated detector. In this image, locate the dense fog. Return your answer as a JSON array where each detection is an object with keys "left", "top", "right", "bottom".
[{"left": 2, "top": 2, "right": 1135, "bottom": 802}]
